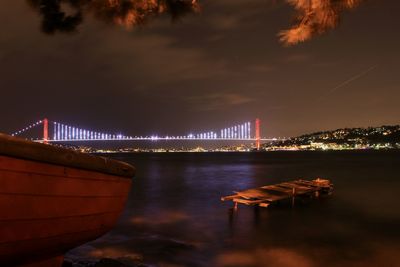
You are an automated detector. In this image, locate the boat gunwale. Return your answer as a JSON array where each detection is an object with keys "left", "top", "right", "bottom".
[{"left": 0, "top": 134, "right": 135, "bottom": 178}]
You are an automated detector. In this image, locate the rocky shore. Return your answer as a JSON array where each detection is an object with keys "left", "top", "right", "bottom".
[{"left": 62, "top": 258, "right": 148, "bottom": 267}]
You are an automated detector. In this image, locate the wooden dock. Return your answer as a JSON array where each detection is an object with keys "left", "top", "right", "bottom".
[{"left": 221, "top": 178, "right": 333, "bottom": 208}]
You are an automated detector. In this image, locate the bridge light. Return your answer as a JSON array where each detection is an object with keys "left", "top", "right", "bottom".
[{"left": 56, "top": 123, "right": 59, "bottom": 140}]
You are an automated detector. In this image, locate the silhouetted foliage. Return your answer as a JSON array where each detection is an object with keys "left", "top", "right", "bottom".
[
  {"left": 27, "top": 0, "right": 365, "bottom": 45},
  {"left": 27, "top": 0, "right": 199, "bottom": 34},
  {"left": 28, "top": 0, "right": 83, "bottom": 34}
]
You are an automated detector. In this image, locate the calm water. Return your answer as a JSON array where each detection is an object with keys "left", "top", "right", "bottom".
[{"left": 68, "top": 151, "right": 400, "bottom": 267}]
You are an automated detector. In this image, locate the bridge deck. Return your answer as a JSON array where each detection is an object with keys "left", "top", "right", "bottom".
[{"left": 221, "top": 178, "right": 333, "bottom": 208}]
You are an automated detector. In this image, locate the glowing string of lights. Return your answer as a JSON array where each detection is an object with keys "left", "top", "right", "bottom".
[
  {"left": 52, "top": 121, "right": 129, "bottom": 141},
  {"left": 11, "top": 120, "right": 43, "bottom": 137}
]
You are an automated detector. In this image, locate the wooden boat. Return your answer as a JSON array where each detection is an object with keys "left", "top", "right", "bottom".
[{"left": 0, "top": 133, "right": 135, "bottom": 266}]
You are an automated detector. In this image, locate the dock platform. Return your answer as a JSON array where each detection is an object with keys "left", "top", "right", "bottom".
[{"left": 221, "top": 178, "right": 333, "bottom": 208}]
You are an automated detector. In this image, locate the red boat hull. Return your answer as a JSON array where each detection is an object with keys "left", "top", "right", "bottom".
[{"left": 0, "top": 155, "right": 132, "bottom": 266}]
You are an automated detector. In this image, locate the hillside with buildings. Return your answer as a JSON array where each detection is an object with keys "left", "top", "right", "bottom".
[{"left": 265, "top": 125, "right": 400, "bottom": 151}]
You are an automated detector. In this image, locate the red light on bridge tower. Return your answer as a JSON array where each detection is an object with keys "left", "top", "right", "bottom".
[
  {"left": 255, "top": 118, "right": 260, "bottom": 150},
  {"left": 43, "top": 118, "right": 49, "bottom": 144}
]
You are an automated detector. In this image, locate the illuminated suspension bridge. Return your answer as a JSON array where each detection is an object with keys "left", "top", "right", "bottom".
[{"left": 11, "top": 118, "right": 270, "bottom": 149}]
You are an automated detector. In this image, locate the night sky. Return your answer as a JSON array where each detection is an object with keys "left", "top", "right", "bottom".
[{"left": 1, "top": 0, "right": 399, "bottom": 138}]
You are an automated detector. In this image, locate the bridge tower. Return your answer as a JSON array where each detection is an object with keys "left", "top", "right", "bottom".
[
  {"left": 43, "top": 118, "right": 49, "bottom": 144},
  {"left": 255, "top": 118, "right": 260, "bottom": 150}
]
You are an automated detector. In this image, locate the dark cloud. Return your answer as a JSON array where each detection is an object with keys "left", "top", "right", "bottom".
[{"left": 187, "top": 93, "right": 256, "bottom": 111}]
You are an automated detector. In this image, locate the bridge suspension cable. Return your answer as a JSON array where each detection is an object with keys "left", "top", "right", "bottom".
[{"left": 11, "top": 119, "right": 44, "bottom": 137}]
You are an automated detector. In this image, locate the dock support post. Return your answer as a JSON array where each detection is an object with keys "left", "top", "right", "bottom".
[{"left": 291, "top": 188, "right": 296, "bottom": 207}]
